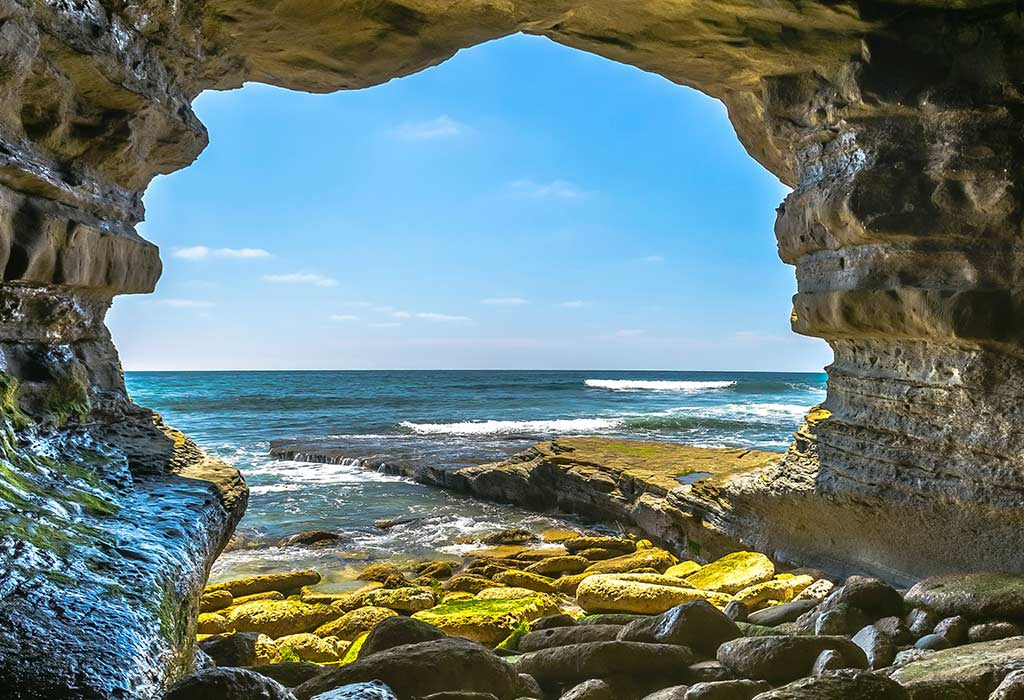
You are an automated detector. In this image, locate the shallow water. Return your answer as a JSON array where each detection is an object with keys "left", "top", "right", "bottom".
[{"left": 124, "top": 370, "right": 826, "bottom": 585}]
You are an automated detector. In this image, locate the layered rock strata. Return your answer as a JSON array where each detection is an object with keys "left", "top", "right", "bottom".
[{"left": 1, "top": 0, "right": 1023, "bottom": 696}]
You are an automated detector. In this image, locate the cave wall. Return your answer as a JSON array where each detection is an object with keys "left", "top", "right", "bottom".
[{"left": 0, "top": 0, "right": 1022, "bottom": 696}]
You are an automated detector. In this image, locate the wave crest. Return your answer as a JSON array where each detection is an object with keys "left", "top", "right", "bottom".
[
  {"left": 584, "top": 379, "right": 736, "bottom": 392},
  {"left": 399, "top": 418, "right": 620, "bottom": 436}
]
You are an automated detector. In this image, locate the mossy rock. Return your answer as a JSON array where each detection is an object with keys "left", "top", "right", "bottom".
[
  {"left": 314, "top": 606, "right": 397, "bottom": 641},
  {"left": 576, "top": 574, "right": 733, "bottom": 615},
  {"left": 411, "top": 596, "right": 560, "bottom": 646},
  {"left": 734, "top": 575, "right": 814, "bottom": 611},
  {"left": 583, "top": 548, "right": 677, "bottom": 575},
  {"left": 442, "top": 574, "right": 504, "bottom": 594},
  {"left": 564, "top": 536, "right": 636, "bottom": 554},
  {"left": 890, "top": 636, "right": 1024, "bottom": 697},
  {"left": 205, "top": 570, "right": 321, "bottom": 598},
  {"left": 476, "top": 586, "right": 547, "bottom": 601},
  {"left": 227, "top": 599, "right": 341, "bottom": 638},
  {"left": 524, "top": 555, "right": 590, "bottom": 577},
  {"left": 275, "top": 633, "right": 349, "bottom": 663},
  {"left": 685, "top": 551, "right": 775, "bottom": 594},
  {"left": 363, "top": 587, "right": 435, "bottom": 613},
  {"left": 665, "top": 561, "right": 702, "bottom": 578},
  {"left": 493, "top": 569, "right": 557, "bottom": 594},
  {"left": 905, "top": 573, "right": 1024, "bottom": 619}
]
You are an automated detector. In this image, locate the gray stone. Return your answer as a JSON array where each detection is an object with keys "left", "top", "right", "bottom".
[
  {"left": 516, "top": 641, "right": 695, "bottom": 687},
  {"left": 990, "top": 669, "right": 1024, "bottom": 700},
  {"left": 687, "top": 661, "right": 734, "bottom": 684},
  {"left": 519, "top": 625, "right": 622, "bottom": 653},
  {"left": 932, "top": 616, "right": 968, "bottom": 645},
  {"left": 750, "top": 671, "right": 908, "bottom": 700},
  {"left": 967, "top": 622, "right": 1021, "bottom": 644},
  {"left": 531, "top": 614, "right": 577, "bottom": 630},
  {"left": 811, "top": 650, "right": 850, "bottom": 675},
  {"left": 914, "top": 634, "right": 952, "bottom": 651},
  {"left": 559, "top": 679, "right": 614, "bottom": 700},
  {"left": 357, "top": 616, "right": 447, "bottom": 658},
  {"left": 904, "top": 574, "right": 1024, "bottom": 620},
  {"left": 747, "top": 600, "right": 817, "bottom": 627},
  {"left": 618, "top": 601, "right": 741, "bottom": 656},
  {"left": 310, "top": 681, "right": 397, "bottom": 700},
  {"left": 851, "top": 624, "right": 896, "bottom": 670},
  {"left": 164, "top": 668, "right": 296, "bottom": 700},
  {"left": 890, "top": 636, "right": 1024, "bottom": 700},
  {"left": 724, "top": 601, "right": 749, "bottom": 623},
  {"left": 684, "top": 680, "right": 769, "bottom": 700},
  {"left": 815, "top": 606, "right": 871, "bottom": 637},
  {"left": 716, "top": 636, "right": 867, "bottom": 684},
  {"left": 904, "top": 609, "right": 938, "bottom": 638}
]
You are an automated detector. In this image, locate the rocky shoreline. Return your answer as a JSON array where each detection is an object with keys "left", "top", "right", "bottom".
[{"left": 174, "top": 523, "right": 1024, "bottom": 700}]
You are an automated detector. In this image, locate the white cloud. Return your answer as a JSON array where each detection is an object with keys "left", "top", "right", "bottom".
[
  {"left": 371, "top": 322, "right": 402, "bottom": 328},
  {"left": 638, "top": 255, "right": 665, "bottom": 263},
  {"left": 509, "top": 179, "right": 588, "bottom": 199},
  {"left": 392, "top": 115, "right": 466, "bottom": 141},
  {"left": 559, "top": 300, "right": 585, "bottom": 309},
  {"left": 330, "top": 314, "right": 359, "bottom": 321},
  {"left": 416, "top": 312, "right": 471, "bottom": 322},
  {"left": 263, "top": 273, "right": 337, "bottom": 287},
  {"left": 615, "top": 329, "right": 646, "bottom": 337},
  {"left": 159, "top": 299, "right": 214, "bottom": 309},
  {"left": 481, "top": 297, "right": 528, "bottom": 306},
  {"left": 173, "top": 246, "right": 271, "bottom": 260},
  {"left": 391, "top": 311, "right": 413, "bottom": 319}
]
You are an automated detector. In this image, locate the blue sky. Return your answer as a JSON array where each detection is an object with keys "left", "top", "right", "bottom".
[{"left": 108, "top": 33, "right": 832, "bottom": 372}]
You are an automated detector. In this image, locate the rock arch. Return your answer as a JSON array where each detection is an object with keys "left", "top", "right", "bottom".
[{"left": 0, "top": 1, "right": 1022, "bottom": 697}]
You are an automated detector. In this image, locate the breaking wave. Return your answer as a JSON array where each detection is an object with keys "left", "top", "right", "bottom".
[{"left": 584, "top": 379, "right": 736, "bottom": 392}]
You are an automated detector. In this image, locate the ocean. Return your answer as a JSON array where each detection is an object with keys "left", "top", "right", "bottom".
[{"left": 124, "top": 370, "right": 826, "bottom": 588}]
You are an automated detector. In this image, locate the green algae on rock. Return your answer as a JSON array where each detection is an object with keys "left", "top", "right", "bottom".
[
  {"left": 904, "top": 574, "right": 1024, "bottom": 619},
  {"left": 411, "top": 596, "right": 560, "bottom": 646}
]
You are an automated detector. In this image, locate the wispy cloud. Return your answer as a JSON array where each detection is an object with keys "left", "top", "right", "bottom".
[
  {"left": 509, "top": 179, "right": 588, "bottom": 200},
  {"left": 159, "top": 299, "right": 214, "bottom": 309},
  {"left": 392, "top": 115, "right": 466, "bottom": 141},
  {"left": 559, "top": 300, "right": 586, "bottom": 309},
  {"left": 638, "top": 255, "right": 665, "bottom": 264},
  {"left": 370, "top": 322, "right": 402, "bottom": 328},
  {"left": 391, "top": 311, "right": 413, "bottom": 319},
  {"left": 615, "top": 329, "right": 646, "bottom": 337},
  {"left": 416, "top": 312, "right": 471, "bottom": 322},
  {"left": 263, "top": 273, "right": 337, "bottom": 288},
  {"left": 173, "top": 246, "right": 271, "bottom": 260},
  {"left": 481, "top": 297, "right": 528, "bottom": 306},
  {"left": 330, "top": 314, "right": 359, "bottom": 321}
]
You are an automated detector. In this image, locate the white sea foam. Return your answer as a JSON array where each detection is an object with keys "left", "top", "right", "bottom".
[
  {"left": 243, "top": 459, "right": 406, "bottom": 485},
  {"left": 398, "top": 417, "right": 620, "bottom": 436},
  {"left": 584, "top": 379, "right": 736, "bottom": 392}
]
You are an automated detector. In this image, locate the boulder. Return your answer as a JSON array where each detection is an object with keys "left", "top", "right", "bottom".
[
  {"left": 280, "top": 531, "right": 351, "bottom": 547},
  {"left": 493, "top": 570, "right": 557, "bottom": 593},
  {"left": 579, "top": 548, "right": 626, "bottom": 562},
  {"left": 476, "top": 586, "right": 546, "bottom": 601},
  {"left": 904, "top": 609, "right": 938, "bottom": 638},
  {"left": 933, "top": 616, "right": 968, "bottom": 645},
  {"left": 666, "top": 562, "right": 703, "bottom": 579},
  {"left": 248, "top": 663, "right": 327, "bottom": 689},
  {"left": 577, "top": 574, "right": 732, "bottom": 615},
  {"left": 617, "top": 601, "right": 741, "bottom": 656},
  {"left": 416, "top": 561, "right": 455, "bottom": 580},
  {"left": 235, "top": 591, "right": 288, "bottom": 606},
  {"left": 363, "top": 587, "right": 436, "bottom": 613},
  {"left": 309, "top": 681, "right": 397, "bottom": 700},
  {"left": 411, "top": 596, "right": 560, "bottom": 646},
  {"left": 814, "top": 605, "right": 872, "bottom": 636},
  {"left": 525, "top": 556, "right": 590, "bottom": 577},
  {"left": 198, "top": 613, "right": 230, "bottom": 635},
  {"left": 795, "top": 580, "right": 835, "bottom": 603},
  {"left": 685, "top": 680, "right": 769, "bottom": 700},
  {"left": 444, "top": 574, "right": 504, "bottom": 594},
  {"left": 890, "top": 636, "right": 1024, "bottom": 699},
  {"left": 724, "top": 601, "right": 749, "bottom": 622},
  {"left": 560, "top": 679, "right": 615, "bottom": 700},
  {"left": 733, "top": 576, "right": 814, "bottom": 611},
  {"left": 850, "top": 625, "right": 896, "bottom": 669},
  {"left": 164, "top": 668, "right": 296, "bottom": 700},
  {"left": 516, "top": 641, "right": 695, "bottom": 686},
  {"left": 205, "top": 571, "right": 322, "bottom": 598},
  {"left": 482, "top": 528, "right": 536, "bottom": 545},
  {"left": 315, "top": 606, "right": 398, "bottom": 641},
  {"left": 641, "top": 686, "right": 689, "bottom": 700},
  {"left": 914, "top": 634, "right": 952, "bottom": 651},
  {"left": 685, "top": 553, "right": 774, "bottom": 594},
  {"left": 811, "top": 650, "right": 850, "bottom": 675},
  {"left": 200, "top": 590, "right": 234, "bottom": 613},
  {"left": 750, "top": 671, "right": 909, "bottom": 699},
  {"left": 904, "top": 574, "right": 1024, "bottom": 619},
  {"left": 828, "top": 577, "right": 903, "bottom": 620},
  {"left": 717, "top": 636, "right": 867, "bottom": 684},
  {"left": 579, "top": 613, "right": 649, "bottom": 626},
  {"left": 532, "top": 614, "right": 578, "bottom": 630},
  {"left": 275, "top": 633, "right": 348, "bottom": 663},
  {"left": 564, "top": 536, "right": 636, "bottom": 554},
  {"left": 418, "top": 694, "right": 499, "bottom": 700},
  {"left": 688, "top": 660, "right": 735, "bottom": 683},
  {"left": 584, "top": 549, "right": 677, "bottom": 575},
  {"left": 293, "top": 638, "right": 522, "bottom": 700},
  {"left": 967, "top": 621, "right": 1020, "bottom": 643},
  {"left": 358, "top": 616, "right": 447, "bottom": 658},
  {"left": 747, "top": 600, "right": 817, "bottom": 627},
  {"left": 229, "top": 599, "right": 343, "bottom": 639},
  {"left": 199, "top": 632, "right": 282, "bottom": 667},
  {"left": 990, "top": 669, "right": 1024, "bottom": 700},
  {"left": 519, "top": 625, "right": 622, "bottom": 652}
]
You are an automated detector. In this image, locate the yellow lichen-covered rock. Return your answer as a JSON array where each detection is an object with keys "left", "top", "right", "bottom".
[
  {"left": 442, "top": 591, "right": 476, "bottom": 603},
  {"left": 541, "top": 528, "right": 581, "bottom": 543},
  {"left": 275, "top": 632, "right": 349, "bottom": 662},
  {"left": 442, "top": 574, "right": 504, "bottom": 594},
  {"left": 733, "top": 575, "right": 814, "bottom": 610},
  {"left": 476, "top": 586, "right": 544, "bottom": 601},
  {"left": 227, "top": 599, "right": 342, "bottom": 638},
  {"left": 363, "top": 587, "right": 436, "bottom": 613},
  {"left": 204, "top": 570, "right": 322, "bottom": 598},
  {"left": 300, "top": 588, "right": 369, "bottom": 610},
  {"left": 339, "top": 632, "right": 368, "bottom": 664},
  {"left": 554, "top": 572, "right": 598, "bottom": 595},
  {"left": 576, "top": 574, "right": 733, "bottom": 614},
  {"left": 513, "top": 547, "right": 569, "bottom": 561},
  {"left": 415, "top": 561, "right": 455, "bottom": 580},
  {"left": 583, "top": 548, "right": 677, "bottom": 575},
  {"left": 197, "top": 612, "right": 230, "bottom": 634},
  {"left": 606, "top": 572, "right": 706, "bottom": 588},
  {"left": 665, "top": 561, "right": 702, "bottom": 578},
  {"left": 231, "top": 591, "right": 285, "bottom": 607},
  {"left": 563, "top": 536, "right": 636, "bottom": 554},
  {"left": 255, "top": 634, "right": 283, "bottom": 665},
  {"left": 492, "top": 569, "right": 557, "bottom": 593},
  {"left": 411, "top": 596, "right": 560, "bottom": 646},
  {"left": 685, "top": 551, "right": 775, "bottom": 594},
  {"left": 796, "top": 578, "right": 835, "bottom": 602},
  {"left": 524, "top": 555, "right": 590, "bottom": 577},
  {"left": 314, "top": 606, "right": 397, "bottom": 641},
  {"left": 199, "top": 590, "right": 233, "bottom": 613}
]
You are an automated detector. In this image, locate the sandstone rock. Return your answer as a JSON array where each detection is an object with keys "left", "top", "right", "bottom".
[
  {"left": 618, "top": 601, "right": 741, "bottom": 656},
  {"left": 795, "top": 580, "right": 835, "bottom": 603},
  {"left": 666, "top": 562, "right": 703, "bottom": 579},
  {"left": 525, "top": 556, "right": 590, "bottom": 577},
  {"left": 717, "top": 636, "right": 867, "bottom": 683},
  {"left": 493, "top": 570, "right": 557, "bottom": 593},
  {"left": 416, "top": 561, "right": 455, "bottom": 580},
  {"left": 905, "top": 574, "right": 1024, "bottom": 620},
  {"left": 685, "top": 680, "right": 769, "bottom": 700},
  {"left": 750, "top": 671, "right": 909, "bottom": 699},
  {"left": 206, "top": 571, "right": 321, "bottom": 598},
  {"left": 577, "top": 574, "right": 732, "bottom": 614},
  {"left": 482, "top": 528, "right": 536, "bottom": 545},
  {"left": 229, "top": 599, "right": 342, "bottom": 639},
  {"left": 967, "top": 621, "right": 1021, "bottom": 643},
  {"left": 411, "top": 596, "right": 559, "bottom": 646},
  {"left": 358, "top": 615, "right": 446, "bottom": 658},
  {"left": 747, "top": 600, "right": 817, "bottom": 627},
  {"left": 890, "top": 637, "right": 1024, "bottom": 699},
  {"left": 164, "top": 668, "right": 296, "bottom": 700},
  {"left": 516, "top": 641, "right": 695, "bottom": 686},
  {"left": 476, "top": 586, "right": 548, "bottom": 601},
  {"left": 685, "top": 553, "right": 774, "bottom": 594},
  {"left": 519, "top": 624, "right": 622, "bottom": 652},
  {"left": 309, "top": 681, "right": 397, "bottom": 700},
  {"left": 444, "top": 574, "right": 504, "bottom": 594},
  {"left": 276, "top": 633, "right": 348, "bottom": 663},
  {"left": 579, "top": 548, "right": 624, "bottom": 562},
  {"left": 443, "top": 592, "right": 476, "bottom": 603},
  {"left": 315, "top": 607, "right": 397, "bottom": 641},
  {"left": 564, "top": 536, "right": 636, "bottom": 554},
  {"left": 363, "top": 587, "right": 436, "bottom": 613},
  {"left": 200, "top": 590, "right": 234, "bottom": 613},
  {"left": 583, "top": 549, "right": 677, "bottom": 575},
  {"left": 293, "top": 638, "right": 521, "bottom": 700}
]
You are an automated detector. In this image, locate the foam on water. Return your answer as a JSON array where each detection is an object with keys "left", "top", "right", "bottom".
[
  {"left": 399, "top": 417, "right": 621, "bottom": 436},
  {"left": 584, "top": 379, "right": 737, "bottom": 391}
]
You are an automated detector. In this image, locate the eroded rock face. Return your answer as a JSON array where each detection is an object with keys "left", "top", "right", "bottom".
[{"left": 1, "top": 1, "right": 1023, "bottom": 697}]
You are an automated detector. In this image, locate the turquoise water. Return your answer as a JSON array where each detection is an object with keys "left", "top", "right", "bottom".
[{"left": 124, "top": 370, "right": 826, "bottom": 584}]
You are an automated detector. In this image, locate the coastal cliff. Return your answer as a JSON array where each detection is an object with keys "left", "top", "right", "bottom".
[{"left": 1, "top": 0, "right": 1023, "bottom": 696}]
